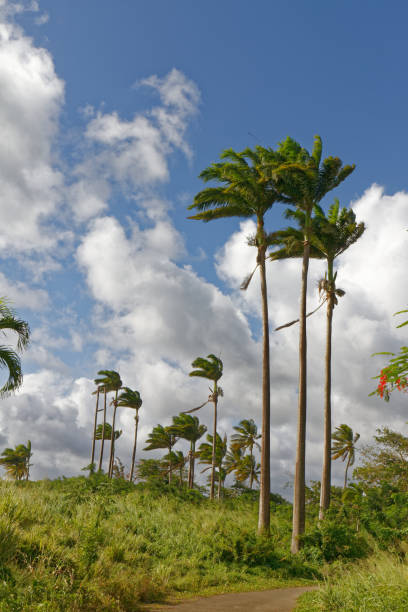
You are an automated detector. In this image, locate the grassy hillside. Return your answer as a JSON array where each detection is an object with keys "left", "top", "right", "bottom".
[{"left": 0, "top": 476, "right": 315, "bottom": 611}]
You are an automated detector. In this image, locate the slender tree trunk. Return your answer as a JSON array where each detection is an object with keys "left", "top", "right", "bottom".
[
  {"left": 291, "top": 227, "right": 310, "bottom": 554},
  {"left": 129, "top": 411, "right": 139, "bottom": 482},
  {"left": 257, "top": 229, "right": 271, "bottom": 535},
  {"left": 187, "top": 445, "right": 193, "bottom": 488},
  {"left": 91, "top": 388, "right": 99, "bottom": 467},
  {"left": 319, "top": 267, "right": 334, "bottom": 521},
  {"left": 250, "top": 446, "right": 254, "bottom": 490},
  {"left": 108, "top": 390, "right": 118, "bottom": 478},
  {"left": 210, "top": 382, "right": 218, "bottom": 500},
  {"left": 191, "top": 443, "right": 195, "bottom": 488},
  {"left": 168, "top": 444, "right": 172, "bottom": 485},
  {"left": 98, "top": 388, "right": 107, "bottom": 472},
  {"left": 344, "top": 454, "right": 351, "bottom": 489}
]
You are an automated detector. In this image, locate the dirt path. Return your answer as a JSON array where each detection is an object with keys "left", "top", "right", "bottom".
[{"left": 147, "top": 586, "right": 316, "bottom": 612}]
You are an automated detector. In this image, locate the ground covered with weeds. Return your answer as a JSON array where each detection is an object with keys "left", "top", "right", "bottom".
[{"left": 0, "top": 476, "right": 316, "bottom": 611}]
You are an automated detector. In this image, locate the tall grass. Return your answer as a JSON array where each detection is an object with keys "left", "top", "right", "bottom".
[
  {"left": 296, "top": 552, "right": 408, "bottom": 611},
  {"left": 0, "top": 477, "right": 315, "bottom": 611}
]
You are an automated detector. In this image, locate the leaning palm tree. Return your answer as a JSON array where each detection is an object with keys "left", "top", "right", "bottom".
[
  {"left": 0, "top": 298, "right": 30, "bottom": 396},
  {"left": 198, "top": 432, "right": 228, "bottom": 499},
  {"left": 94, "top": 370, "right": 122, "bottom": 477},
  {"left": 267, "top": 136, "right": 355, "bottom": 553},
  {"left": 168, "top": 413, "right": 207, "bottom": 488},
  {"left": 162, "top": 450, "right": 187, "bottom": 487},
  {"left": 0, "top": 440, "right": 32, "bottom": 480},
  {"left": 331, "top": 424, "right": 360, "bottom": 488},
  {"left": 269, "top": 201, "right": 365, "bottom": 519},
  {"left": 231, "top": 419, "right": 261, "bottom": 490},
  {"left": 115, "top": 387, "right": 143, "bottom": 482},
  {"left": 184, "top": 354, "right": 223, "bottom": 500},
  {"left": 144, "top": 424, "right": 178, "bottom": 484},
  {"left": 235, "top": 455, "right": 261, "bottom": 488},
  {"left": 188, "top": 147, "right": 289, "bottom": 530}
]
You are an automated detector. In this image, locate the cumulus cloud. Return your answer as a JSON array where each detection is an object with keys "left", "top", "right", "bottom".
[
  {"left": 0, "top": 9, "right": 64, "bottom": 253},
  {"left": 214, "top": 186, "right": 408, "bottom": 488}
]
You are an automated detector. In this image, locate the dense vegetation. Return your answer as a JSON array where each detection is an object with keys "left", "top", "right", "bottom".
[{"left": 0, "top": 476, "right": 312, "bottom": 611}]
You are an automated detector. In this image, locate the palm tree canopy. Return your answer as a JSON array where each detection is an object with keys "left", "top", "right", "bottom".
[
  {"left": 94, "top": 370, "right": 122, "bottom": 393},
  {"left": 168, "top": 413, "right": 207, "bottom": 444},
  {"left": 0, "top": 299, "right": 30, "bottom": 396},
  {"left": 187, "top": 146, "right": 288, "bottom": 224},
  {"left": 144, "top": 424, "right": 177, "bottom": 452},
  {"left": 95, "top": 423, "right": 122, "bottom": 440},
  {"left": 268, "top": 136, "right": 356, "bottom": 213},
  {"left": 235, "top": 454, "right": 261, "bottom": 485},
  {"left": 0, "top": 440, "right": 31, "bottom": 479},
  {"left": 189, "top": 354, "right": 223, "bottom": 383},
  {"left": 231, "top": 419, "right": 261, "bottom": 453},
  {"left": 331, "top": 424, "right": 360, "bottom": 465},
  {"left": 224, "top": 445, "right": 244, "bottom": 474},
  {"left": 198, "top": 433, "right": 227, "bottom": 468},
  {"left": 116, "top": 387, "right": 142, "bottom": 410}
]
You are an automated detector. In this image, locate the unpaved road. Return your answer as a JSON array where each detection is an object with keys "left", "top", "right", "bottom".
[{"left": 147, "top": 586, "right": 316, "bottom": 612}]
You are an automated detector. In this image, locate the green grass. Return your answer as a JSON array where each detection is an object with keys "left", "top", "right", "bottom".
[
  {"left": 0, "top": 476, "right": 316, "bottom": 611},
  {"left": 295, "top": 553, "right": 408, "bottom": 611}
]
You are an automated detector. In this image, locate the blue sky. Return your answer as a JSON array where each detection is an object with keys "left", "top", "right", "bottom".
[{"left": 0, "top": 0, "right": 407, "bottom": 490}]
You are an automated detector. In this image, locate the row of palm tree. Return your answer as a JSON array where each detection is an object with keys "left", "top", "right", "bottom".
[
  {"left": 142, "top": 416, "right": 261, "bottom": 496},
  {"left": 91, "top": 370, "right": 142, "bottom": 481},
  {"left": 188, "top": 136, "right": 362, "bottom": 551}
]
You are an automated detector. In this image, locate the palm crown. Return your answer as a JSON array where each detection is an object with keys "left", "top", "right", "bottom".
[{"left": 0, "top": 298, "right": 30, "bottom": 396}]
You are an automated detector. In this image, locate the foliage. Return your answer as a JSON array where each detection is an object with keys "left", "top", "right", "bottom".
[
  {"left": 0, "top": 477, "right": 315, "bottom": 610},
  {"left": 296, "top": 554, "right": 408, "bottom": 611},
  {"left": 372, "top": 308, "right": 408, "bottom": 400},
  {"left": 0, "top": 441, "right": 32, "bottom": 480},
  {"left": 0, "top": 298, "right": 30, "bottom": 396}
]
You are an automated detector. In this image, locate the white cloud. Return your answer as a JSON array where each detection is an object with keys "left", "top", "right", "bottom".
[
  {"left": 214, "top": 186, "right": 408, "bottom": 488},
  {"left": 0, "top": 272, "right": 48, "bottom": 310},
  {"left": 0, "top": 12, "right": 64, "bottom": 253}
]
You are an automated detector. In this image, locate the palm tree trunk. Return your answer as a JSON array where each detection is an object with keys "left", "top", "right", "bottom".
[
  {"left": 210, "top": 382, "right": 218, "bottom": 500},
  {"left": 187, "top": 445, "right": 193, "bottom": 488},
  {"left": 344, "top": 454, "right": 351, "bottom": 489},
  {"left": 291, "top": 228, "right": 310, "bottom": 554},
  {"left": 191, "top": 443, "right": 196, "bottom": 488},
  {"left": 257, "top": 235, "right": 271, "bottom": 535},
  {"left": 319, "top": 271, "right": 334, "bottom": 521},
  {"left": 249, "top": 446, "right": 254, "bottom": 490},
  {"left": 91, "top": 388, "right": 99, "bottom": 467},
  {"left": 129, "top": 412, "right": 139, "bottom": 482},
  {"left": 98, "top": 388, "right": 107, "bottom": 472},
  {"left": 168, "top": 444, "right": 172, "bottom": 485},
  {"left": 108, "top": 390, "right": 118, "bottom": 478}
]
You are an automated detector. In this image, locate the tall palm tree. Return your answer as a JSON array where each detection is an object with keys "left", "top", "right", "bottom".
[
  {"left": 115, "top": 387, "right": 143, "bottom": 482},
  {"left": 268, "top": 136, "right": 355, "bottom": 553},
  {"left": 331, "top": 424, "right": 360, "bottom": 488},
  {"left": 184, "top": 354, "right": 223, "bottom": 500},
  {"left": 231, "top": 419, "right": 261, "bottom": 489},
  {"left": 94, "top": 370, "right": 122, "bottom": 477},
  {"left": 168, "top": 413, "right": 207, "bottom": 488},
  {"left": 144, "top": 424, "right": 178, "bottom": 484},
  {"left": 269, "top": 201, "right": 365, "bottom": 519},
  {"left": 0, "top": 299, "right": 30, "bottom": 396},
  {"left": 90, "top": 384, "right": 101, "bottom": 469},
  {"left": 188, "top": 147, "right": 289, "bottom": 530},
  {"left": 198, "top": 432, "right": 228, "bottom": 499}
]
